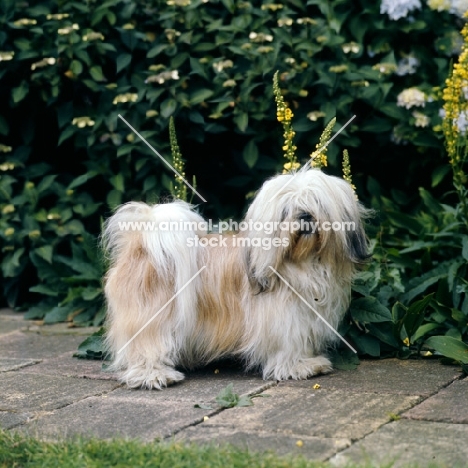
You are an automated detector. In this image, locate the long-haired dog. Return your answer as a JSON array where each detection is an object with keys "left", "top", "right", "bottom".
[{"left": 103, "top": 168, "right": 370, "bottom": 389}]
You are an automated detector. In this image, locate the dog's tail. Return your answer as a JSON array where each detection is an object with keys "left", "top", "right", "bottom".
[{"left": 102, "top": 200, "right": 206, "bottom": 377}]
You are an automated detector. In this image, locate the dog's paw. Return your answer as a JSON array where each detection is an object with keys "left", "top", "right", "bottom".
[
  {"left": 121, "top": 365, "right": 185, "bottom": 390},
  {"left": 276, "top": 356, "right": 333, "bottom": 380}
]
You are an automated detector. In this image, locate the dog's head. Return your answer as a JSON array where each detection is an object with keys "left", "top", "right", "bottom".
[{"left": 243, "top": 168, "right": 371, "bottom": 293}]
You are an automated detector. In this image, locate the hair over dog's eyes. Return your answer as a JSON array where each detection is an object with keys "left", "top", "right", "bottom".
[{"left": 297, "top": 212, "right": 316, "bottom": 235}]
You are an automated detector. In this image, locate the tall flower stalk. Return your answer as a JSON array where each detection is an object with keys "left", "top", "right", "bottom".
[
  {"left": 442, "top": 18, "right": 468, "bottom": 228},
  {"left": 310, "top": 117, "right": 336, "bottom": 169},
  {"left": 273, "top": 71, "right": 299, "bottom": 173},
  {"left": 169, "top": 116, "right": 188, "bottom": 202}
]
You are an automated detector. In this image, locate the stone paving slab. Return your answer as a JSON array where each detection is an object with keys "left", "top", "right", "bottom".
[
  {"left": 178, "top": 426, "right": 351, "bottom": 461},
  {"left": 279, "top": 358, "right": 462, "bottom": 396},
  {"left": 175, "top": 384, "right": 420, "bottom": 460},
  {"left": 0, "top": 358, "right": 41, "bottom": 372},
  {"left": 16, "top": 366, "right": 275, "bottom": 441},
  {"left": 0, "top": 331, "right": 86, "bottom": 359},
  {"left": 20, "top": 352, "right": 117, "bottom": 380},
  {"left": 403, "top": 377, "right": 468, "bottom": 424},
  {"left": 329, "top": 419, "right": 468, "bottom": 468},
  {"left": 19, "top": 394, "right": 214, "bottom": 441},
  {"left": 0, "top": 411, "right": 32, "bottom": 430},
  {"left": 0, "top": 372, "right": 119, "bottom": 412}
]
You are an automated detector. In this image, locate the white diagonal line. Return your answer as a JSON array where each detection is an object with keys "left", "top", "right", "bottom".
[
  {"left": 269, "top": 266, "right": 357, "bottom": 353},
  {"left": 118, "top": 114, "right": 207, "bottom": 203},
  {"left": 268, "top": 114, "right": 356, "bottom": 202},
  {"left": 117, "top": 266, "right": 207, "bottom": 354}
]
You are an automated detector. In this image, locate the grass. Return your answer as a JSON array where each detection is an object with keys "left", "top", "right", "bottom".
[{"left": 0, "top": 429, "right": 332, "bottom": 468}]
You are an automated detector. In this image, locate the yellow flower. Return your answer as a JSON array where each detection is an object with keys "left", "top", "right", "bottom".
[
  {"left": 273, "top": 71, "right": 299, "bottom": 172},
  {"left": 403, "top": 337, "right": 410, "bottom": 347},
  {"left": 313, "top": 383, "right": 321, "bottom": 389},
  {"left": 296, "top": 440, "right": 304, "bottom": 447},
  {"left": 310, "top": 117, "right": 336, "bottom": 169}
]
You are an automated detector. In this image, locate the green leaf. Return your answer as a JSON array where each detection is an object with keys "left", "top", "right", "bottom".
[
  {"left": 34, "top": 245, "right": 53, "bottom": 264},
  {"left": 12, "top": 82, "right": 29, "bottom": 103},
  {"left": 68, "top": 172, "right": 98, "bottom": 190},
  {"left": 189, "top": 89, "right": 214, "bottom": 105},
  {"left": 431, "top": 165, "right": 451, "bottom": 188},
  {"left": 425, "top": 336, "right": 468, "bottom": 364},
  {"left": 330, "top": 348, "right": 360, "bottom": 370},
  {"left": 401, "top": 264, "right": 448, "bottom": 303},
  {"left": 243, "top": 140, "right": 259, "bottom": 169},
  {"left": 89, "top": 65, "right": 105, "bottom": 82},
  {"left": 116, "top": 53, "right": 132, "bottom": 73},
  {"left": 234, "top": 112, "right": 248, "bottom": 132},
  {"left": 462, "top": 236, "right": 468, "bottom": 262},
  {"left": 44, "top": 306, "right": 72, "bottom": 324},
  {"left": 350, "top": 297, "right": 392, "bottom": 323},
  {"left": 110, "top": 173, "right": 125, "bottom": 192},
  {"left": 411, "top": 323, "right": 440, "bottom": 343},
  {"left": 160, "top": 98, "right": 177, "bottom": 118},
  {"left": 2, "top": 248, "right": 26, "bottom": 277},
  {"left": 29, "top": 284, "right": 59, "bottom": 296},
  {"left": 194, "top": 403, "right": 213, "bottom": 410},
  {"left": 70, "top": 60, "right": 83, "bottom": 75},
  {"left": 0, "top": 114, "right": 9, "bottom": 135},
  {"left": 404, "top": 294, "right": 434, "bottom": 338},
  {"left": 236, "top": 395, "right": 254, "bottom": 407},
  {"left": 74, "top": 328, "right": 107, "bottom": 359},
  {"left": 355, "top": 334, "right": 380, "bottom": 357},
  {"left": 58, "top": 126, "right": 76, "bottom": 146}
]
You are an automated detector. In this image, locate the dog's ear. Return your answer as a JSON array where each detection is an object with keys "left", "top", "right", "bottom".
[{"left": 345, "top": 205, "right": 372, "bottom": 264}]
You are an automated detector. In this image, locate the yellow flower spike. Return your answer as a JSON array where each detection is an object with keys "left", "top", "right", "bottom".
[
  {"left": 342, "top": 149, "right": 356, "bottom": 192},
  {"left": 442, "top": 18, "right": 468, "bottom": 226},
  {"left": 310, "top": 117, "right": 336, "bottom": 169},
  {"left": 273, "top": 70, "right": 299, "bottom": 173},
  {"left": 169, "top": 117, "right": 188, "bottom": 202}
]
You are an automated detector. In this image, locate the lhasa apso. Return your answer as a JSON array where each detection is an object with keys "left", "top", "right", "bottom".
[{"left": 103, "top": 168, "right": 370, "bottom": 389}]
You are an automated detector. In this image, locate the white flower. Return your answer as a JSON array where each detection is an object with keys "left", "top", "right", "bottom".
[
  {"left": 380, "top": 0, "right": 422, "bottom": 20},
  {"left": 439, "top": 108, "right": 446, "bottom": 118},
  {"left": 249, "top": 32, "right": 273, "bottom": 42},
  {"left": 145, "top": 70, "right": 179, "bottom": 84},
  {"left": 212, "top": 59, "right": 233, "bottom": 73},
  {"left": 397, "top": 87, "right": 426, "bottom": 108},
  {"left": 449, "top": 0, "right": 468, "bottom": 16},
  {"left": 31, "top": 57, "right": 56, "bottom": 71},
  {"left": 307, "top": 111, "right": 325, "bottom": 121},
  {"left": 412, "top": 111, "right": 430, "bottom": 127},
  {"left": 454, "top": 110, "right": 468, "bottom": 135},
  {"left": 396, "top": 56, "right": 419, "bottom": 76}
]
